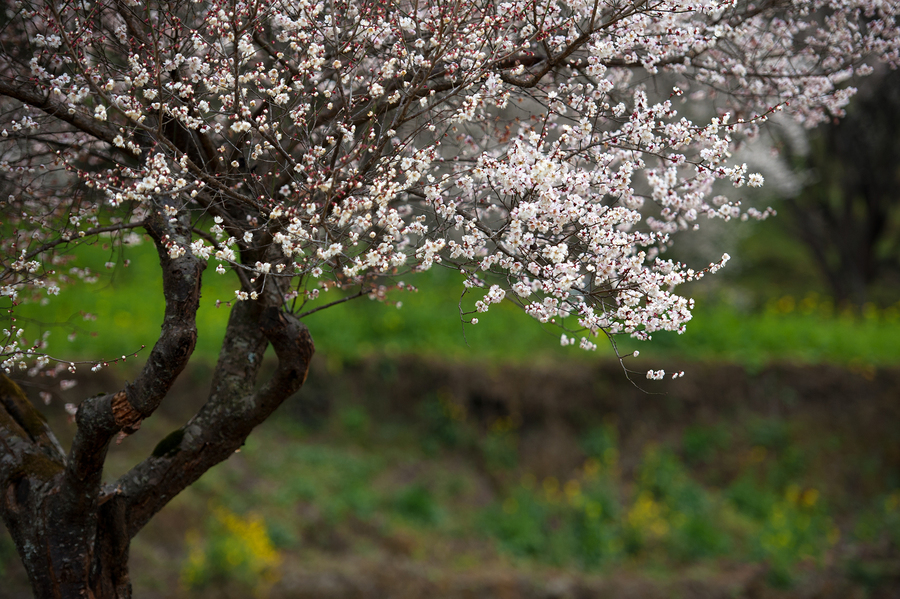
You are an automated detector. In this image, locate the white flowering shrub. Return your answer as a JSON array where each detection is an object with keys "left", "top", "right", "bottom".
[
  {"left": 2, "top": 0, "right": 896, "bottom": 376},
  {"left": 0, "top": 1, "right": 896, "bottom": 595}
]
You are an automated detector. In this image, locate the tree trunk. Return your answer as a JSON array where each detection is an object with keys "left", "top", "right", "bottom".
[
  {"left": 1, "top": 196, "right": 315, "bottom": 597},
  {"left": 1, "top": 301, "right": 314, "bottom": 597},
  {"left": 0, "top": 373, "right": 127, "bottom": 598},
  {"left": 2, "top": 461, "right": 132, "bottom": 597}
]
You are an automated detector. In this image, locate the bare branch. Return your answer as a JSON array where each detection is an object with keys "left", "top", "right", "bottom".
[{"left": 0, "top": 79, "right": 121, "bottom": 146}]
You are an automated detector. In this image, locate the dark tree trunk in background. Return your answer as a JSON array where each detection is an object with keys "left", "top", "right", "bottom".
[
  {"left": 0, "top": 203, "right": 315, "bottom": 598},
  {"left": 783, "top": 69, "right": 900, "bottom": 307}
]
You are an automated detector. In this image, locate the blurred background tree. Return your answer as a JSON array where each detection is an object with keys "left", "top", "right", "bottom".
[{"left": 772, "top": 68, "right": 900, "bottom": 308}]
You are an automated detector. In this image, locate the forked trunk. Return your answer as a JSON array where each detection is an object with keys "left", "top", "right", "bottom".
[{"left": 0, "top": 298, "right": 314, "bottom": 598}]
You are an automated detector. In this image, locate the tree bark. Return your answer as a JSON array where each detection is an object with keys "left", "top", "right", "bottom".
[
  {"left": 0, "top": 309, "right": 313, "bottom": 597},
  {"left": 0, "top": 204, "right": 315, "bottom": 597}
]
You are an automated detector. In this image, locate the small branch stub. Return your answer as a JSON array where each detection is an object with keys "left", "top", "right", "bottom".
[{"left": 111, "top": 391, "right": 142, "bottom": 442}]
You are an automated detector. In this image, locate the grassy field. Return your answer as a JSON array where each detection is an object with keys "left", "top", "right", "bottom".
[
  {"left": 2, "top": 238, "right": 899, "bottom": 598},
  {"left": 8, "top": 238, "right": 900, "bottom": 370}
]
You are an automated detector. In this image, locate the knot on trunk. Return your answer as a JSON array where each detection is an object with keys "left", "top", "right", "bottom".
[{"left": 111, "top": 391, "right": 142, "bottom": 442}]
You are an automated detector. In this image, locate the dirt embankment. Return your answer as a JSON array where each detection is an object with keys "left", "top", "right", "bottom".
[
  {"left": 4, "top": 357, "right": 899, "bottom": 599},
  {"left": 296, "top": 356, "right": 900, "bottom": 481}
]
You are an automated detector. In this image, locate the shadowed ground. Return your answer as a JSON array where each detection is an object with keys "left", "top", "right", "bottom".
[{"left": 1, "top": 355, "right": 898, "bottom": 599}]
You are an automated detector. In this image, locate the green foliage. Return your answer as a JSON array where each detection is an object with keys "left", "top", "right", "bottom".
[
  {"left": 753, "top": 485, "right": 837, "bottom": 586},
  {"left": 49, "top": 384, "right": 888, "bottom": 595},
  {"left": 484, "top": 446, "right": 736, "bottom": 569},
  {"left": 390, "top": 484, "right": 441, "bottom": 525},
  {"left": 4, "top": 239, "right": 896, "bottom": 594},
  {"left": 681, "top": 425, "right": 730, "bottom": 465},
  {"left": 853, "top": 491, "right": 900, "bottom": 547},
  {"left": 479, "top": 428, "right": 855, "bottom": 586},
  {"left": 194, "top": 440, "right": 383, "bottom": 528},
  {"left": 483, "top": 483, "right": 553, "bottom": 559},
  {"left": 276, "top": 445, "right": 380, "bottom": 523},
  {"left": 180, "top": 505, "right": 281, "bottom": 598},
  {"left": 722, "top": 439, "right": 837, "bottom": 588},
  {"left": 615, "top": 296, "right": 900, "bottom": 367},
  {"left": 764, "top": 446, "right": 808, "bottom": 491},
  {"left": 482, "top": 472, "right": 623, "bottom": 568},
  {"left": 580, "top": 422, "right": 618, "bottom": 463},
  {"left": 337, "top": 406, "right": 370, "bottom": 440},
  {"left": 727, "top": 476, "right": 780, "bottom": 521},
  {"left": 629, "top": 447, "right": 731, "bottom": 561},
  {"left": 481, "top": 428, "right": 519, "bottom": 471},
  {"left": 569, "top": 483, "right": 623, "bottom": 566},
  {"left": 848, "top": 492, "right": 900, "bottom": 590},
  {"left": 748, "top": 418, "right": 792, "bottom": 452},
  {"left": 417, "top": 392, "right": 470, "bottom": 454},
  {"left": 480, "top": 446, "right": 623, "bottom": 567}
]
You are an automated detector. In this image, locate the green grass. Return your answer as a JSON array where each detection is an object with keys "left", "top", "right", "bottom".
[
  {"left": 104, "top": 397, "right": 900, "bottom": 592},
  {"left": 614, "top": 296, "right": 900, "bottom": 368},
  {"left": 7, "top": 239, "right": 900, "bottom": 368}
]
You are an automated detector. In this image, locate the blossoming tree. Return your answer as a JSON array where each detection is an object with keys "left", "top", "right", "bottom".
[{"left": 0, "top": 0, "right": 896, "bottom": 595}]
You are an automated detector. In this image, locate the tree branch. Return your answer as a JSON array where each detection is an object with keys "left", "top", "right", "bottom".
[
  {"left": 0, "top": 375, "right": 68, "bottom": 597},
  {"left": 117, "top": 299, "right": 314, "bottom": 537},
  {"left": 0, "top": 374, "right": 66, "bottom": 488},
  {"left": 63, "top": 198, "right": 204, "bottom": 538},
  {"left": 0, "top": 221, "right": 147, "bottom": 282},
  {"left": 0, "top": 374, "right": 66, "bottom": 465},
  {"left": 0, "top": 78, "right": 121, "bottom": 146}
]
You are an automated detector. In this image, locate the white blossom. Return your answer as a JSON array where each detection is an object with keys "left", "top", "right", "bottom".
[{"left": 0, "top": 0, "right": 896, "bottom": 376}]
